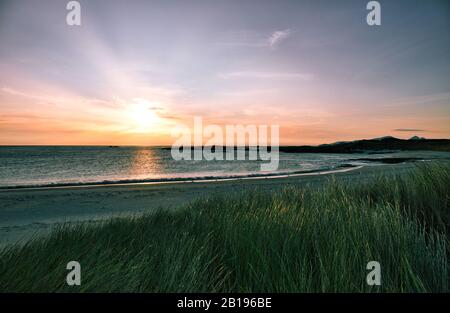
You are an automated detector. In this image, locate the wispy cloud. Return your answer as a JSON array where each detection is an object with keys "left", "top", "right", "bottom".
[
  {"left": 1, "top": 86, "right": 119, "bottom": 109},
  {"left": 218, "top": 71, "right": 312, "bottom": 80},
  {"left": 214, "top": 30, "right": 267, "bottom": 48},
  {"left": 215, "top": 29, "right": 292, "bottom": 49},
  {"left": 386, "top": 92, "right": 450, "bottom": 108},
  {"left": 1, "top": 86, "right": 33, "bottom": 98},
  {"left": 394, "top": 128, "right": 426, "bottom": 132},
  {"left": 268, "top": 29, "right": 291, "bottom": 48}
]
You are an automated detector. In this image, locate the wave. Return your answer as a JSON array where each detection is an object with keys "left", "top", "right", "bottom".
[{"left": 0, "top": 164, "right": 358, "bottom": 190}]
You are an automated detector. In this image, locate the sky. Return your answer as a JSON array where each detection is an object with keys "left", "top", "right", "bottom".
[{"left": 0, "top": 0, "right": 449, "bottom": 145}]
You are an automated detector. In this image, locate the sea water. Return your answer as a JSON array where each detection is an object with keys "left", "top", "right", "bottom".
[{"left": 0, "top": 146, "right": 448, "bottom": 188}]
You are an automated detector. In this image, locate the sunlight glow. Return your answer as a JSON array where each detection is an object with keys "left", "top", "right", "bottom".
[{"left": 127, "top": 98, "right": 159, "bottom": 133}]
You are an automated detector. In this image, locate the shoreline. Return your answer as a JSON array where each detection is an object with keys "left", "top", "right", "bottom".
[
  {"left": 0, "top": 162, "right": 434, "bottom": 247},
  {"left": 1, "top": 161, "right": 448, "bottom": 292},
  {"left": 0, "top": 165, "right": 363, "bottom": 192},
  {"left": 3, "top": 151, "right": 444, "bottom": 191}
]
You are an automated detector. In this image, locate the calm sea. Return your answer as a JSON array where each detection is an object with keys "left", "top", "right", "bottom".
[{"left": 0, "top": 146, "right": 448, "bottom": 188}]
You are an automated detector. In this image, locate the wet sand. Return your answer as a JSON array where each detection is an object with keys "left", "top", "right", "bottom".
[{"left": 0, "top": 163, "right": 418, "bottom": 247}]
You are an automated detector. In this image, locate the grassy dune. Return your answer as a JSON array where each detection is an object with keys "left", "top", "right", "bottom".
[{"left": 0, "top": 163, "right": 448, "bottom": 292}]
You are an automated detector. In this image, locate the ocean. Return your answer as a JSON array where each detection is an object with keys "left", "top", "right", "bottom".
[{"left": 0, "top": 146, "right": 448, "bottom": 188}]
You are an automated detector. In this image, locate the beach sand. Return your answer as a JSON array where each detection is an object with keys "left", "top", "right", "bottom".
[{"left": 0, "top": 163, "right": 419, "bottom": 247}]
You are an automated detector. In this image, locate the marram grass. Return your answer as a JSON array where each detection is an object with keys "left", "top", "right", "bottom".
[{"left": 0, "top": 163, "right": 448, "bottom": 292}]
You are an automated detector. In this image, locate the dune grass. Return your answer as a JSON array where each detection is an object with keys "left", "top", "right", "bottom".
[{"left": 0, "top": 163, "right": 448, "bottom": 292}]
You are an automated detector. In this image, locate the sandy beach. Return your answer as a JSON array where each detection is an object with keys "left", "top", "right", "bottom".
[{"left": 0, "top": 163, "right": 422, "bottom": 247}]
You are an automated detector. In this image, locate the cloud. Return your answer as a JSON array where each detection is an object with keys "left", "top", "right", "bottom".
[
  {"left": 215, "top": 29, "right": 293, "bottom": 49},
  {"left": 214, "top": 30, "right": 268, "bottom": 48},
  {"left": 394, "top": 128, "right": 426, "bottom": 132},
  {"left": 218, "top": 71, "right": 312, "bottom": 80},
  {"left": 1, "top": 86, "right": 32, "bottom": 98},
  {"left": 268, "top": 29, "right": 291, "bottom": 47},
  {"left": 385, "top": 92, "right": 450, "bottom": 108}
]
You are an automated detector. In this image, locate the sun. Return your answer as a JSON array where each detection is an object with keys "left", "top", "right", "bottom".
[{"left": 127, "top": 98, "right": 159, "bottom": 132}]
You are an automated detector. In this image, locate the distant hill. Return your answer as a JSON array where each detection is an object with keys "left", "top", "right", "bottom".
[
  {"left": 162, "top": 136, "right": 450, "bottom": 153},
  {"left": 279, "top": 137, "right": 450, "bottom": 153}
]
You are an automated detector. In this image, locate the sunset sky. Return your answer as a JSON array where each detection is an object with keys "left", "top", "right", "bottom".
[{"left": 0, "top": 0, "right": 449, "bottom": 145}]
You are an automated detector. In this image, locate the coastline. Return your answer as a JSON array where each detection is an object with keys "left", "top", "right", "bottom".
[
  {"left": 3, "top": 148, "right": 446, "bottom": 191},
  {"left": 0, "top": 164, "right": 362, "bottom": 191},
  {"left": 0, "top": 163, "right": 422, "bottom": 247},
  {"left": 2, "top": 161, "right": 448, "bottom": 293}
]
